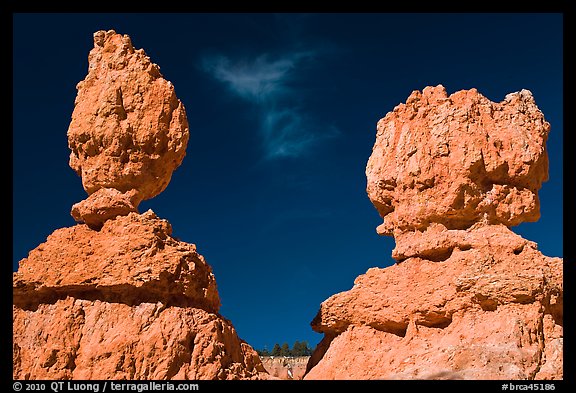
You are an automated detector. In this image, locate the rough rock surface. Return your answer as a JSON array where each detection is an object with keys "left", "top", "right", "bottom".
[
  {"left": 13, "top": 211, "right": 267, "bottom": 380},
  {"left": 261, "top": 357, "right": 309, "bottom": 380},
  {"left": 68, "top": 30, "right": 189, "bottom": 228},
  {"left": 366, "top": 85, "right": 549, "bottom": 240},
  {"left": 306, "top": 225, "right": 562, "bottom": 380},
  {"left": 13, "top": 299, "right": 263, "bottom": 380},
  {"left": 305, "top": 86, "right": 562, "bottom": 380},
  {"left": 70, "top": 188, "right": 139, "bottom": 231},
  {"left": 13, "top": 30, "right": 266, "bottom": 380},
  {"left": 14, "top": 211, "right": 220, "bottom": 313}
]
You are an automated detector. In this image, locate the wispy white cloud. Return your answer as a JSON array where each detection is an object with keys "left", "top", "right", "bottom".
[
  {"left": 202, "top": 52, "right": 338, "bottom": 159},
  {"left": 203, "top": 53, "right": 305, "bottom": 102}
]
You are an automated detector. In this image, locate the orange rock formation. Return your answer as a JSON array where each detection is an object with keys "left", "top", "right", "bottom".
[
  {"left": 13, "top": 30, "right": 266, "bottom": 380},
  {"left": 68, "top": 30, "right": 189, "bottom": 229},
  {"left": 305, "top": 86, "right": 562, "bottom": 380}
]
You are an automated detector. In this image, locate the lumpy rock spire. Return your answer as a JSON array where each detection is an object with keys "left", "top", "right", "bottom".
[
  {"left": 68, "top": 30, "right": 189, "bottom": 229},
  {"left": 13, "top": 30, "right": 267, "bottom": 380},
  {"left": 304, "top": 86, "right": 562, "bottom": 380},
  {"left": 366, "top": 85, "right": 549, "bottom": 246}
]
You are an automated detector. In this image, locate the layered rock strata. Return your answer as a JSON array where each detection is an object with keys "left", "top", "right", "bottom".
[{"left": 261, "top": 357, "right": 309, "bottom": 380}]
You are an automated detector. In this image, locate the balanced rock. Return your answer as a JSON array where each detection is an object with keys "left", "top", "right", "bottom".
[
  {"left": 305, "top": 86, "right": 562, "bottom": 380},
  {"left": 366, "top": 85, "right": 549, "bottom": 240},
  {"left": 68, "top": 30, "right": 189, "bottom": 229},
  {"left": 13, "top": 30, "right": 266, "bottom": 380}
]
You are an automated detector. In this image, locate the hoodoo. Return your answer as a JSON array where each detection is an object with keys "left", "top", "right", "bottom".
[
  {"left": 305, "top": 85, "right": 562, "bottom": 380},
  {"left": 13, "top": 30, "right": 267, "bottom": 380}
]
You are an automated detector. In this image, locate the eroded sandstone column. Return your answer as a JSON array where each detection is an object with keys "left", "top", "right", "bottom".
[
  {"left": 67, "top": 30, "right": 189, "bottom": 229},
  {"left": 13, "top": 30, "right": 267, "bottom": 380},
  {"left": 305, "top": 86, "right": 562, "bottom": 380}
]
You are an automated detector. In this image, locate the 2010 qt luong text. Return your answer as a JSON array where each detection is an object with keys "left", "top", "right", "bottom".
[{"left": 49, "top": 381, "right": 199, "bottom": 393}]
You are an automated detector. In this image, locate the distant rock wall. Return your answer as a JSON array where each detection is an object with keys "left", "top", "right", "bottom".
[{"left": 261, "top": 357, "right": 309, "bottom": 380}]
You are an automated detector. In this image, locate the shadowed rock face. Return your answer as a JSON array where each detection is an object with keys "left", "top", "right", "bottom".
[
  {"left": 305, "top": 86, "right": 562, "bottom": 380},
  {"left": 68, "top": 30, "right": 189, "bottom": 229},
  {"left": 13, "top": 30, "right": 267, "bottom": 381}
]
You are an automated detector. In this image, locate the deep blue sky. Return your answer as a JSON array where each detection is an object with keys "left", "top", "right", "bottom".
[{"left": 12, "top": 13, "right": 563, "bottom": 351}]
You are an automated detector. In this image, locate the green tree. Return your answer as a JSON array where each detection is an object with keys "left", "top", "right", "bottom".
[
  {"left": 280, "top": 342, "right": 290, "bottom": 357},
  {"left": 292, "top": 340, "right": 312, "bottom": 356},
  {"left": 257, "top": 346, "right": 270, "bottom": 357},
  {"left": 291, "top": 340, "right": 304, "bottom": 356},
  {"left": 271, "top": 343, "right": 282, "bottom": 356}
]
